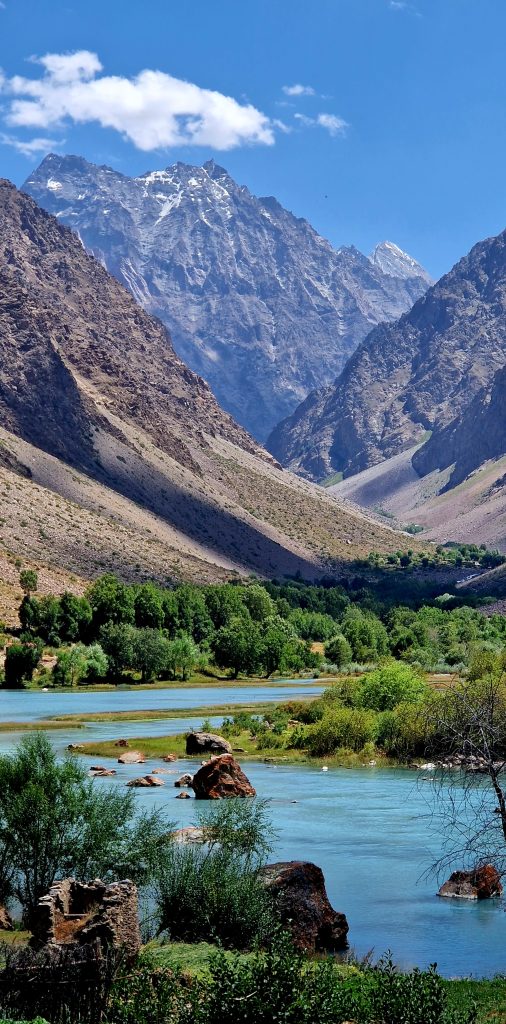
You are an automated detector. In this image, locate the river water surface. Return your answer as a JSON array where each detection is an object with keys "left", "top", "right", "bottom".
[{"left": 0, "top": 682, "right": 504, "bottom": 978}]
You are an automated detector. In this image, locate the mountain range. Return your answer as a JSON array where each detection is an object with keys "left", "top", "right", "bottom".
[
  {"left": 23, "top": 154, "right": 431, "bottom": 441},
  {"left": 0, "top": 177, "right": 409, "bottom": 613},
  {"left": 269, "top": 228, "right": 506, "bottom": 549}
]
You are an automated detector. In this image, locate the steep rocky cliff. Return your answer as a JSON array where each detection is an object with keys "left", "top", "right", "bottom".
[
  {"left": 269, "top": 228, "right": 506, "bottom": 480},
  {"left": 23, "top": 154, "right": 430, "bottom": 440}
]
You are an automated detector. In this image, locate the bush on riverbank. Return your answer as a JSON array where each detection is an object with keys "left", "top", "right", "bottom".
[{"left": 154, "top": 800, "right": 277, "bottom": 949}]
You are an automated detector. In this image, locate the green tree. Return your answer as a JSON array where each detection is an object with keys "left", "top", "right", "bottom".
[
  {"left": 341, "top": 609, "right": 389, "bottom": 663},
  {"left": 325, "top": 633, "right": 352, "bottom": 668},
  {"left": 25, "top": 595, "right": 62, "bottom": 644},
  {"left": 53, "top": 645, "right": 89, "bottom": 687},
  {"left": 174, "top": 585, "right": 214, "bottom": 643},
  {"left": 134, "top": 583, "right": 164, "bottom": 630},
  {"left": 0, "top": 734, "right": 173, "bottom": 925},
  {"left": 99, "top": 622, "right": 137, "bottom": 677},
  {"left": 290, "top": 609, "right": 338, "bottom": 641},
  {"left": 307, "top": 707, "right": 377, "bottom": 755},
  {"left": 133, "top": 628, "right": 171, "bottom": 683},
  {"left": 212, "top": 616, "right": 262, "bottom": 677},
  {"left": 85, "top": 642, "right": 108, "bottom": 682},
  {"left": 53, "top": 643, "right": 108, "bottom": 687},
  {"left": 260, "top": 617, "right": 299, "bottom": 676},
  {"left": 242, "top": 584, "right": 276, "bottom": 623},
  {"left": 18, "top": 595, "right": 40, "bottom": 635},
  {"left": 59, "top": 592, "right": 92, "bottom": 642},
  {"left": 4, "top": 640, "right": 43, "bottom": 688},
  {"left": 165, "top": 633, "right": 199, "bottom": 680},
  {"left": 154, "top": 799, "right": 276, "bottom": 949},
  {"left": 19, "top": 570, "right": 38, "bottom": 596},
  {"left": 87, "top": 574, "right": 135, "bottom": 629},
  {"left": 204, "top": 584, "right": 246, "bottom": 628},
  {"left": 360, "top": 660, "right": 427, "bottom": 712}
]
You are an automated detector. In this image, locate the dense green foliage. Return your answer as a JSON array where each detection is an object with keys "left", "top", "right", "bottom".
[
  {"left": 7, "top": 565, "right": 506, "bottom": 688},
  {"left": 107, "top": 941, "right": 476, "bottom": 1024}
]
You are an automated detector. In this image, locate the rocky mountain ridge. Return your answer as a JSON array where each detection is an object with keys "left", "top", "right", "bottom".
[
  {"left": 23, "top": 153, "right": 430, "bottom": 440},
  {"left": 269, "top": 227, "right": 506, "bottom": 481}
]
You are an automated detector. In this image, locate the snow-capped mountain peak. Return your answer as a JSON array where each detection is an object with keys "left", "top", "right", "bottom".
[{"left": 369, "top": 241, "right": 433, "bottom": 284}]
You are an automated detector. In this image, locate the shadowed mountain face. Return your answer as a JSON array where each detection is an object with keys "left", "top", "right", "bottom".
[
  {"left": 23, "top": 154, "right": 430, "bottom": 441},
  {"left": 413, "top": 365, "right": 506, "bottom": 488},
  {"left": 0, "top": 179, "right": 406, "bottom": 584},
  {"left": 268, "top": 227, "right": 506, "bottom": 481}
]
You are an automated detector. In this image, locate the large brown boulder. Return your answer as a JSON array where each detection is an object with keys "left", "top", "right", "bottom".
[
  {"left": 259, "top": 861, "right": 349, "bottom": 952},
  {"left": 191, "top": 754, "right": 255, "bottom": 799},
  {"left": 186, "top": 732, "right": 232, "bottom": 755},
  {"left": 438, "top": 864, "right": 502, "bottom": 900}
]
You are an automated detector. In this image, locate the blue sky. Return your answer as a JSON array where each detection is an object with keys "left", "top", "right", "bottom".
[{"left": 0, "top": 0, "right": 505, "bottom": 278}]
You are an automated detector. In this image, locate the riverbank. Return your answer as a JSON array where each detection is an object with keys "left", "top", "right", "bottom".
[{"left": 21, "top": 670, "right": 327, "bottom": 693}]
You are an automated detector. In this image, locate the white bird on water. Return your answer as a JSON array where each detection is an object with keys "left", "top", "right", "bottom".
[{"left": 322, "top": 766, "right": 329, "bottom": 772}]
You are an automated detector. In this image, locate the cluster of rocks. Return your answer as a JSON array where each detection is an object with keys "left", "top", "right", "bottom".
[
  {"left": 415, "top": 754, "right": 505, "bottom": 773},
  {"left": 72, "top": 733, "right": 256, "bottom": 801}
]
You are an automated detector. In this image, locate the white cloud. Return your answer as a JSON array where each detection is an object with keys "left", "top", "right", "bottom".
[
  {"left": 294, "top": 111, "right": 348, "bottom": 137},
  {"left": 0, "top": 131, "right": 61, "bottom": 156},
  {"left": 272, "top": 118, "right": 292, "bottom": 134},
  {"left": 282, "top": 84, "right": 316, "bottom": 97},
  {"left": 316, "top": 113, "right": 347, "bottom": 137},
  {"left": 1, "top": 50, "right": 275, "bottom": 152},
  {"left": 389, "top": 0, "right": 421, "bottom": 14}
]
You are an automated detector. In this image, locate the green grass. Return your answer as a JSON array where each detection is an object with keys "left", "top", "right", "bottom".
[
  {"left": 35, "top": 671, "right": 323, "bottom": 693},
  {"left": 0, "top": 720, "right": 85, "bottom": 733},
  {"left": 321, "top": 471, "right": 344, "bottom": 487},
  {"left": 146, "top": 940, "right": 254, "bottom": 978},
  {"left": 445, "top": 977, "right": 506, "bottom": 1022},
  {"left": 44, "top": 700, "right": 285, "bottom": 725}
]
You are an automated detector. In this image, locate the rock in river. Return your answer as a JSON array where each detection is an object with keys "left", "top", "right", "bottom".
[
  {"left": 174, "top": 774, "right": 193, "bottom": 788},
  {"left": 191, "top": 754, "right": 255, "bottom": 799},
  {"left": 259, "top": 861, "right": 349, "bottom": 952},
  {"left": 438, "top": 864, "right": 502, "bottom": 900},
  {"left": 127, "top": 775, "right": 165, "bottom": 788},
  {"left": 186, "top": 732, "right": 232, "bottom": 755},
  {"left": 118, "top": 750, "right": 146, "bottom": 764}
]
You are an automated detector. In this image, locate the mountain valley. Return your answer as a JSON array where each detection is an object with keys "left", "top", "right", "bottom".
[{"left": 0, "top": 178, "right": 412, "bottom": 612}]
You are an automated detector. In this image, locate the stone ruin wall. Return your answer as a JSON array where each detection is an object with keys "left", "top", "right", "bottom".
[{"left": 30, "top": 878, "right": 141, "bottom": 963}]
